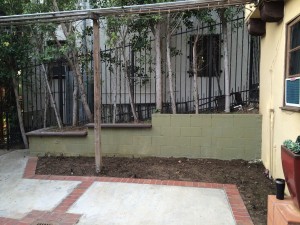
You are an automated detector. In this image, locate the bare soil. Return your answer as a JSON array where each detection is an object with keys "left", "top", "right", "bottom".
[{"left": 36, "top": 156, "right": 275, "bottom": 225}]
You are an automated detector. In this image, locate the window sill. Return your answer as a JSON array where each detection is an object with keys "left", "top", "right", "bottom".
[{"left": 280, "top": 106, "right": 300, "bottom": 112}]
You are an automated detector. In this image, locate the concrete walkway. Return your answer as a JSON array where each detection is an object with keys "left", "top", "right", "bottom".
[
  {"left": 0, "top": 150, "right": 9, "bottom": 156},
  {"left": 0, "top": 150, "right": 253, "bottom": 225}
]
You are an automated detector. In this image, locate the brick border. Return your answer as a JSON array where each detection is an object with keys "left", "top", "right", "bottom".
[{"left": 12, "top": 157, "right": 254, "bottom": 225}]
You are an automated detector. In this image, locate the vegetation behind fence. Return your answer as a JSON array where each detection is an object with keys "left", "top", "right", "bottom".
[{"left": 0, "top": 4, "right": 260, "bottom": 149}]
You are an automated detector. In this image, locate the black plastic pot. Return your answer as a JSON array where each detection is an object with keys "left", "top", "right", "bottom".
[{"left": 275, "top": 178, "right": 285, "bottom": 200}]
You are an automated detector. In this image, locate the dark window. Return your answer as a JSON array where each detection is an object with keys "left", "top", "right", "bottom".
[
  {"left": 49, "top": 60, "right": 67, "bottom": 79},
  {"left": 46, "top": 40, "right": 69, "bottom": 79},
  {"left": 189, "top": 34, "right": 220, "bottom": 77},
  {"left": 287, "top": 16, "right": 300, "bottom": 77},
  {"left": 284, "top": 16, "right": 300, "bottom": 108}
]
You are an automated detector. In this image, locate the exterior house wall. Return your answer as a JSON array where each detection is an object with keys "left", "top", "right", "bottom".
[{"left": 258, "top": 0, "right": 300, "bottom": 179}]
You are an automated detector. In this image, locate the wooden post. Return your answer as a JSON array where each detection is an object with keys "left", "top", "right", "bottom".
[{"left": 93, "top": 16, "right": 102, "bottom": 173}]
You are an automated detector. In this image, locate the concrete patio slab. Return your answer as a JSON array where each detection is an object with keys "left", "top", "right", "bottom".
[
  {"left": 69, "top": 182, "right": 235, "bottom": 225},
  {"left": 0, "top": 178, "right": 80, "bottom": 219},
  {"left": 0, "top": 150, "right": 254, "bottom": 225},
  {"left": 0, "top": 149, "right": 28, "bottom": 179},
  {"left": 0, "top": 150, "right": 80, "bottom": 219}
]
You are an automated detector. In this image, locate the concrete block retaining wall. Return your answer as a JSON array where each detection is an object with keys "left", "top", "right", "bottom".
[{"left": 28, "top": 114, "right": 262, "bottom": 160}]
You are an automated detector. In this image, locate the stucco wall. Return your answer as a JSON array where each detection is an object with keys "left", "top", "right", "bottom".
[
  {"left": 28, "top": 114, "right": 262, "bottom": 160},
  {"left": 259, "top": 0, "right": 300, "bottom": 179}
]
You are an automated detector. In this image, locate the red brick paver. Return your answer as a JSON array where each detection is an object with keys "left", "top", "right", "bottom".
[
  {"left": 19, "top": 210, "right": 81, "bottom": 225},
  {"left": 11, "top": 156, "right": 255, "bottom": 225}
]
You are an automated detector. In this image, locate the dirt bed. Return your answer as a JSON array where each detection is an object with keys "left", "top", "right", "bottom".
[{"left": 36, "top": 156, "right": 275, "bottom": 225}]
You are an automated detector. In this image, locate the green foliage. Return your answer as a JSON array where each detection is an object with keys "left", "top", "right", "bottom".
[
  {"left": 0, "top": 0, "right": 97, "bottom": 87},
  {"left": 183, "top": 9, "right": 212, "bottom": 27},
  {"left": 0, "top": 26, "right": 32, "bottom": 80},
  {"left": 23, "top": 0, "right": 79, "bottom": 14},
  {"left": 283, "top": 139, "right": 300, "bottom": 154},
  {"left": 0, "top": 1, "right": 33, "bottom": 81},
  {"left": 23, "top": 2, "right": 91, "bottom": 72},
  {"left": 154, "top": 108, "right": 161, "bottom": 113},
  {"left": 221, "top": 6, "right": 243, "bottom": 22},
  {"left": 170, "top": 47, "right": 182, "bottom": 57},
  {"left": 98, "top": 0, "right": 157, "bottom": 86},
  {"left": 0, "top": 0, "right": 26, "bottom": 15}
]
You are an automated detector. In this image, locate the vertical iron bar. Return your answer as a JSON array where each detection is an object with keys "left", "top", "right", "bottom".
[
  {"left": 174, "top": 32, "right": 177, "bottom": 112},
  {"left": 234, "top": 16, "right": 239, "bottom": 94},
  {"left": 249, "top": 37, "right": 254, "bottom": 91},
  {"left": 246, "top": 31, "right": 250, "bottom": 102},
  {"left": 6, "top": 112, "right": 9, "bottom": 150},
  {"left": 208, "top": 34, "right": 213, "bottom": 111},
  {"left": 240, "top": 17, "right": 245, "bottom": 94},
  {"left": 179, "top": 27, "right": 182, "bottom": 110},
  {"left": 59, "top": 61, "right": 63, "bottom": 122},
  {"left": 228, "top": 17, "right": 233, "bottom": 102}
]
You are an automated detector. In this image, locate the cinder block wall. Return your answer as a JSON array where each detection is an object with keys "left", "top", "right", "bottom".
[{"left": 29, "top": 114, "right": 262, "bottom": 160}]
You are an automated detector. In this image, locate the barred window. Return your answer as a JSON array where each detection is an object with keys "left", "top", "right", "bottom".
[
  {"left": 189, "top": 34, "right": 220, "bottom": 77},
  {"left": 287, "top": 16, "right": 300, "bottom": 77}
]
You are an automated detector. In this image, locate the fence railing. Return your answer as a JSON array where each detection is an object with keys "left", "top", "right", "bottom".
[{"left": 0, "top": 13, "right": 260, "bottom": 149}]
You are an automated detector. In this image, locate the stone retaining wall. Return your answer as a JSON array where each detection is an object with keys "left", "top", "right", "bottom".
[{"left": 28, "top": 114, "right": 262, "bottom": 160}]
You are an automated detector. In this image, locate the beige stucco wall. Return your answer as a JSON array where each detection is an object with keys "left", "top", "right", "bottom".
[
  {"left": 28, "top": 114, "right": 262, "bottom": 160},
  {"left": 259, "top": 0, "right": 300, "bottom": 179}
]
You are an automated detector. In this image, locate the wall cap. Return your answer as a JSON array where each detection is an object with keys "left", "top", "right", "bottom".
[
  {"left": 26, "top": 128, "right": 88, "bottom": 137},
  {"left": 86, "top": 123, "right": 152, "bottom": 129}
]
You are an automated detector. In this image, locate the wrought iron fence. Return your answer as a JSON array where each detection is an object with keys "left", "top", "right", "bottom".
[
  {"left": 99, "top": 14, "right": 260, "bottom": 122},
  {"left": 0, "top": 85, "right": 22, "bottom": 149},
  {"left": 0, "top": 13, "right": 260, "bottom": 149}
]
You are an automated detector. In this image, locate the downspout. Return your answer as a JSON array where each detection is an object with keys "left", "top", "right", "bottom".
[
  {"left": 269, "top": 107, "right": 275, "bottom": 178},
  {"left": 268, "top": 22, "right": 284, "bottom": 178},
  {"left": 269, "top": 66, "right": 275, "bottom": 178}
]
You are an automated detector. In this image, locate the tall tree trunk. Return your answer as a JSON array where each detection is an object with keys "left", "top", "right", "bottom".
[
  {"left": 12, "top": 76, "right": 28, "bottom": 149},
  {"left": 72, "top": 73, "right": 79, "bottom": 126},
  {"left": 213, "top": 57, "right": 222, "bottom": 96},
  {"left": 220, "top": 10, "right": 231, "bottom": 113},
  {"left": 71, "top": 57, "right": 93, "bottom": 122},
  {"left": 112, "top": 50, "right": 118, "bottom": 124},
  {"left": 53, "top": 35, "right": 93, "bottom": 123},
  {"left": 43, "top": 79, "right": 49, "bottom": 128},
  {"left": 41, "top": 64, "right": 63, "bottom": 129},
  {"left": 52, "top": 0, "right": 93, "bottom": 123},
  {"left": 166, "top": 15, "right": 176, "bottom": 114},
  {"left": 121, "top": 35, "right": 139, "bottom": 122},
  {"left": 192, "top": 34, "right": 200, "bottom": 114},
  {"left": 154, "top": 23, "right": 162, "bottom": 112},
  {"left": 122, "top": 53, "right": 138, "bottom": 122}
]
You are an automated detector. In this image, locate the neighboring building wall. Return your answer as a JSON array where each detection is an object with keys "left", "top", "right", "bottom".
[
  {"left": 28, "top": 114, "right": 262, "bottom": 160},
  {"left": 259, "top": 0, "right": 300, "bottom": 179},
  {"left": 101, "top": 13, "right": 255, "bottom": 111}
]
